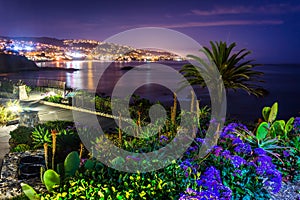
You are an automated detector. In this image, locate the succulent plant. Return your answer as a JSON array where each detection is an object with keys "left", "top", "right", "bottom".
[
  {"left": 64, "top": 151, "right": 80, "bottom": 178},
  {"left": 20, "top": 183, "right": 40, "bottom": 200},
  {"left": 43, "top": 169, "right": 60, "bottom": 192}
]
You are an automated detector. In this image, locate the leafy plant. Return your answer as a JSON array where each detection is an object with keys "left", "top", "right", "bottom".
[
  {"left": 22, "top": 151, "right": 81, "bottom": 200},
  {"left": 187, "top": 122, "right": 282, "bottom": 199},
  {"left": 43, "top": 94, "right": 63, "bottom": 103},
  {"left": 180, "top": 41, "right": 267, "bottom": 97},
  {"left": 32, "top": 126, "right": 52, "bottom": 148},
  {"left": 9, "top": 126, "right": 34, "bottom": 149},
  {"left": 11, "top": 144, "right": 31, "bottom": 152},
  {"left": 0, "top": 100, "right": 20, "bottom": 126},
  {"left": 260, "top": 102, "right": 294, "bottom": 140}
]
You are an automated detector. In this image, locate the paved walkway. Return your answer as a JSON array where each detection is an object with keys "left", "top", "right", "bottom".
[
  {"left": 0, "top": 92, "right": 42, "bottom": 168},
  {"left": 0, "top": 91, "right": 117, "bottom": 168}
]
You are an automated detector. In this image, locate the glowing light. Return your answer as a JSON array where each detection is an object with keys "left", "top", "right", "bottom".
[{"left": 66, "top": 51, "right": 86, "bottom": 58}]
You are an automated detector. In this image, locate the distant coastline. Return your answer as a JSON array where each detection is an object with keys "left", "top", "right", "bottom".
[{"left": 0, "top": 54, "right": 78, "bottom": 74}]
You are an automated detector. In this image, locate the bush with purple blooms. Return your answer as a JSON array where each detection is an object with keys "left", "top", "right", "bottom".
[
  {"left": 179, "top": 122, "right": 283, "bottom": 199},
  {"left": 16, "top": 99, "right": 300, "bottom": 200},
  {"left": 272, "top": 116, "right": 300, "bottom": 182}
]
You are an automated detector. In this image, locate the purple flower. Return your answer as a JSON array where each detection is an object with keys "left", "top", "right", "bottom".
[
  {"left": 254, "top": 148, "right": 266, "bottom": 156},
  {"left": 212, "top": 146, "right": 223, "bottom": 157},
  {"left": 283, "top": 150, "right": 290, "bottom": 158},
  {"left": 221, "top": 150, "right": 231, "bottom": 159},
  {"left": 232, "top": 138, "right": 243, "bottom": 145},
  {"left": 254, "top": 155, "right": 282, "bottom": 193},
  {"left": 231, "top": 155, "right": 247, "bottom": 168},
  {"left": 195, "top": 138, "right": 204, "bottom": 144},
  {"left": 192, "top": 166, "right": 232, "bottom": 200},
  {"left": 185, "top": 188, "right": 197, "bottom": 195},
  {"left": 233, "top": 169, "right": 242, "bottom": 177},
  {"left": 159, "top": 135, "right": 169, "bottom": 142},
  {"left": 234, "top": 142, "right": 252, "bottom": 155},
  {"left": 263, "top": 169, "right": 282, "bottom": 193},
  {"left": 220, "top": 123, "right": 249, "bottom": 139},
  {"left": 180, "top": 159, "right": 198, "bottom": 176},
  {"left": 294, "top": 117, "right": 300, "bottom": 132}
]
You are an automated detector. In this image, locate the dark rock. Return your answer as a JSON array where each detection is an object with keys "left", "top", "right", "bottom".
[{"left": 0, "top": 54, "right": 39, "bottom": 73}]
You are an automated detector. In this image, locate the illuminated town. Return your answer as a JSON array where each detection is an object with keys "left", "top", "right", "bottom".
[{"left": 0, "top": 37, "right": 182, "bottom": 62}]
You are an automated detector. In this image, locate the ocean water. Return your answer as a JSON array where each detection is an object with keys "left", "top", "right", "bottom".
[{"left": 3, "top": 61, "right": 300, "bottom": 122}]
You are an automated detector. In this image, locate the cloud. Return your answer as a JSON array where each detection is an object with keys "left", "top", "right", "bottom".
[
  {"left": 162, "top": 20, "right": 283, "bottom": 28},
  {"left": 190, "top": 4, "right": 300, "bottom": 16},
  {"left": 122, "top": 20, "right": 283, "bottom": 29}
]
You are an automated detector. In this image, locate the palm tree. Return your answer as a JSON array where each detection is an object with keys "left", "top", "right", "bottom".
[{"left": 180, "top": 41, "right": 267, "bottom": 97}]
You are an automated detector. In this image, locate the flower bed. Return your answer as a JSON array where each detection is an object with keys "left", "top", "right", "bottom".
[{"left": 4, "top": 103, "right": 300, "bottom": 199}]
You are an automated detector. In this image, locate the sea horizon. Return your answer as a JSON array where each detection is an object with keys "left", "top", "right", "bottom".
[{"left": 1, "top": 60, "right": 299, "bottom": 122}]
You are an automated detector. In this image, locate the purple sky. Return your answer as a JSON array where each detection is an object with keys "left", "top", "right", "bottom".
[{"left": 0, "top": 0, "right": 300, "bottom": 63}]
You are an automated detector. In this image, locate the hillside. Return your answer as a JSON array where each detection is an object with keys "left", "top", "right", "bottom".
[{"left": 0, "top": 53, "right": 38, "bottom": 73}]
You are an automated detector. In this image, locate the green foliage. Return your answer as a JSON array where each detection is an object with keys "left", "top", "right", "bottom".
[
  {"left": 20, "top": 183, "right": 40, "bottom": 200},
  {"left": 9, "top": 126, "right": 34, "bottom": 149},
  {"left": 259, "top": 102, "right": 295, "bottom": 141},
  {"left": 11, "top": 144, "right": 31, "bottom": 152},
  {"left": 39, "top": 160, "right": 186, "bottom": 199},
  {"left": 55, "top": 129, "right": 81, "bottom": 162},
  {"left": 64, "top": 151, "right": 80, "bottom": 178},
  {"left": 32, "top": 126, "right": 51, "bottom": 148},
  {"left": 262, "top": 106, "right": 271, "bottom": 123},
  {"left": 268, "top": 102, "right": 278, "bottom": 123},
  {"left": 25, "top": 85, "right": 32, "bottom": 95},
  {"left": 22, "top": 151, "right": 80, "bottom": 199},
  {"left": 31, "top": 121, "right": 77, "bottom": 151},
  {"left": 0, "top": 100, "right": 20, "bottom": 126},
  {"left": 180, "top": 41, "right": 267, "bottom": 97},
  {"left": 256, "top": 122, "right": 269, "bottom": 141},
  {"left": 0, "top": 80, "right": 14, "bottom": 93},
  {"left": 42, "top": 120, "right": 74, "bottom": 131},
  {"left": 43, "top": 95, "right": 63, "bottom": 103},
  {"left": 234, "top": 103, "right": 289, "bottom": 160},
  {"left": 43, "top": 170, "right": 60, "bottom": 192}
]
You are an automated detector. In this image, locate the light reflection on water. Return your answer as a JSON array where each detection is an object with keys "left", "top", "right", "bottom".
[{"left": 5, "top": 61, "right": 300, "bottom": 121}]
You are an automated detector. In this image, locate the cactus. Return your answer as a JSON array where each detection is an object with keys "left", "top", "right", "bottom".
[
  {"left": 43, "top": 169, "right": 60, "bottom": 192},
  {"left": 64, "top": 151, "right": 80, "bottom": 178},
  {"left": 21, "top": 183, "right": 40, "bottom": 200}
]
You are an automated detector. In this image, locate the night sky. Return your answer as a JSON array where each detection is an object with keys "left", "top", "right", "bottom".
[{"left": 1, "top": 0, "right": 300, "bottom": 63}]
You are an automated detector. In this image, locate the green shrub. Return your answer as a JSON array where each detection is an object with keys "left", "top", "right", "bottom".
[
  {"left": 43, "top": 95, "right": 63, "bottom": 103},
  {"left": 38, "top": 160, "right": 186, "bottom": 200},
  {"left": 11, "top": 144, "right": 31, "bottom": 152},
  {"left": 9, "top": 126, "right": 34, "bottom": 149}
]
